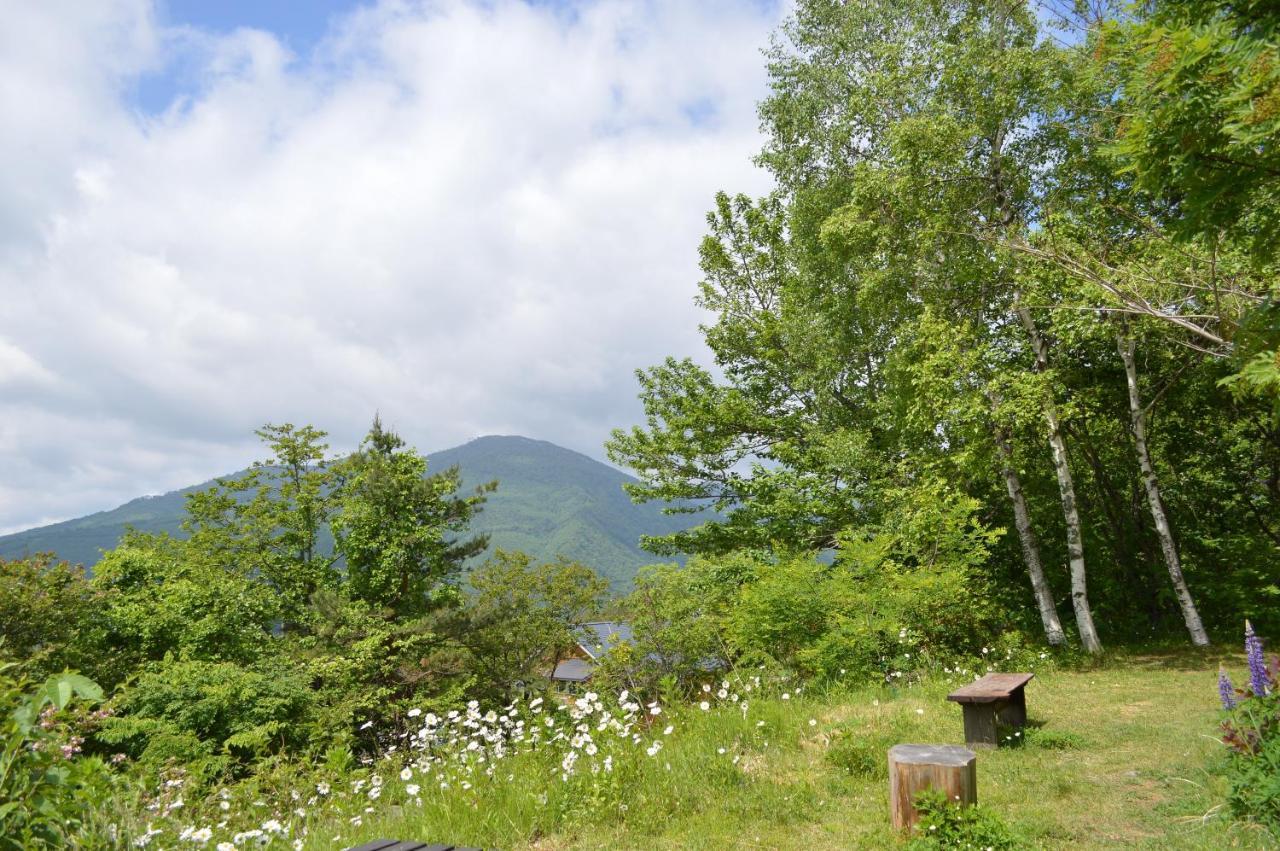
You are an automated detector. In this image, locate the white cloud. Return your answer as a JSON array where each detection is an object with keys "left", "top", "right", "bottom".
[{"left": 0, "top": 0, "right": 782, "bottom": 532}]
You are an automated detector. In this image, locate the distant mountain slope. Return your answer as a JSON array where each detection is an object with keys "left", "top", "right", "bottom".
[{"left": 0, "top": 435, "right": 697, "bottom": 589}]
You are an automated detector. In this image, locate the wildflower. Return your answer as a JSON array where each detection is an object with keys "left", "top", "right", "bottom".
[
  {"left": 316, "top": 782, "right": 330, "bottom": 796},
  {"left": 134, "top": 825, "right": 162, "bottom": 847},
  {"left": 699, "top": 701, "right": 710, "bottom": 711},
  {"left": 261, "top": 819, "right": 284, "bottom": 835},
  {"left": 407, "top": 708, "right": 422, "bottom": 718},
  {"left": 1219, "top": 666, "right": 1238, "bottom": 710},
  {"left": 781, "top": 693, "right": 791, "bottom": 701},
  {"left": 702, "top": 684, "right": 712, "bottom": 693},
  {"left": 717, "top": 688, "right": 728, "bottom": 699},
  {"left": 1246, "top": 620, "right": 1270, "bottom": 697},
  {"left": 217, "top": 844, "right": 235, "bottom": 851},
  {"left": 916, "top": 708, "right": 924, "bottom": 716},
  {"left": 400, "top": 767, "right": 413, "bottom": 781},
  {"left": 808, "top": 719, "right": 817, "bottom": 727}
]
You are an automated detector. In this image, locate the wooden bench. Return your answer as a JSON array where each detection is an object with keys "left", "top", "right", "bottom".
[
  {"left": 346, "top": 841, "right": 483, "bottom": 851},
  {"left": 946, "top": 672, "right": 1032, "bottom": 748}
]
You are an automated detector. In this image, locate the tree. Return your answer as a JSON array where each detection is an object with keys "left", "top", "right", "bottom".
[
  {"left": 449, "top": 550, "right": 609, "bottom": 700},
  {"left": 182, "top": 422, "right": 338, "bottom": 627},
  {"left": 611, "top": 0, "right": 1109, "bottom": 649},
  {"left": 332, "top": 417, "right": 493, "bottom": 619},
  {"left": 0, "top": 555, "right": 106, "bottom": 680},
  {"left": 92, "top": 532, "right": 281, "bottom": 679}
]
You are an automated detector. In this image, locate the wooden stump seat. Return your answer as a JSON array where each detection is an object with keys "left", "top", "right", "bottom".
[
  {"left": 887, "top": 743, "right": 978, "bottom": 830},
  {"left": 946, "top": 672, "right": 1033, "bottom": 748}
]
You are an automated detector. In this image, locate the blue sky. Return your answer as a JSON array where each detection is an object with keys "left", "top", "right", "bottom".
[
  {"left": 0, "top": 0, "right": 782, "bottom": 533},
  {"left": 136, "top": 0, "right": 366, "bottom": 113}
]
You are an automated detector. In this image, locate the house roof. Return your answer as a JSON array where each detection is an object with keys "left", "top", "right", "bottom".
[
  {"left": 576, "top": 621, "right": 634, "bottom": 659},
  {"left": 551, "top": 657, "right": 592, "bottom": 682}
]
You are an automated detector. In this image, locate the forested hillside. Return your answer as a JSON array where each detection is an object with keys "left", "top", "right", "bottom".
[{"left": 0, "top": 435, "right": 693, "bottom": 588}]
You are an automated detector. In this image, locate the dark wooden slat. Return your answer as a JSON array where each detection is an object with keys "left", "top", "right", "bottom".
[{"left": 344, "top": 838, "right": 484, "bottom": 851}]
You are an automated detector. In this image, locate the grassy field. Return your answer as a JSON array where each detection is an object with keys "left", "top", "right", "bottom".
[{"left": 322, "top": 649, "right": 1275, "bottom": 850}]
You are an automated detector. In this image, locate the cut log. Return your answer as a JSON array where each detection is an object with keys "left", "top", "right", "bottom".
[{"left": 888, "top": 744, "right": 978, "bottom": 831}]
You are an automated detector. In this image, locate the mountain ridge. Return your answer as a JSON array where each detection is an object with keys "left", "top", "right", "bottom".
[{"left": 0, "top": 435, "right": 697, "bottom": 588}]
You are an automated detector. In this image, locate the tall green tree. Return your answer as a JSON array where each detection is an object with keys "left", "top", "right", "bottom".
[
  {"left": 333, "top": 417, "right": 493, "bottom": 620},
  {"left": 182, "top": 423, "right": 337, "bottom": 626}
]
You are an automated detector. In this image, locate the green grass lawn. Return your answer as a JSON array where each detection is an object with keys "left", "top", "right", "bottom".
[{"left": 325, "top": 649, "right": 1274, "bottom": 850}]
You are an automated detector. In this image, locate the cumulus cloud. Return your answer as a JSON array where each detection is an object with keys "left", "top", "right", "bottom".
[{"left": 0, "top": 0, "right": 782, "bottom": 533}]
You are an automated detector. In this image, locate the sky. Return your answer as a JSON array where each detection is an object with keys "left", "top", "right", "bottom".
[{"left": 0, "top": 0, "right": 785, "bottom": 535}]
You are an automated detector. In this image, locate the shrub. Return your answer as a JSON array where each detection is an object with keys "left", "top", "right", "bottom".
[
  {"left": 907, "top": 789, "right": 1021, "bottom": 849},
  {"left": 99, "top": 657, "right": 314, "bottom": 779},
  {"left": 0, "top": 666, "right": 115, "bottom": 849},
  {"left": 0, "top": 555, "right": 106, "bottom": 680}
]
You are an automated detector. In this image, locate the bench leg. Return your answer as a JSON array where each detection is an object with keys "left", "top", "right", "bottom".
[
  {"left": 996, "top": 688, "right": 1027, "bottom": 728},
  {"left": 961, "top": 704, "right": 998, "bottom": 748}
]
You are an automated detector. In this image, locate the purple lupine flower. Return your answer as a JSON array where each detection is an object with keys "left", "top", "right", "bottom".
[
  {"left": 1219, "top": 666, "right": 1238, "bottom": 710},
  {"left": 1246, "top": 620, "right": 1269, "bottom": 697}
]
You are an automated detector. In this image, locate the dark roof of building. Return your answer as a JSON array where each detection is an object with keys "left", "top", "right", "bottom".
[
  {"left": 576, "top": 621, "right": 634, "bottom": 659},
  {"left": 551, "top": 657, "right": 592, "bottom": 682}
]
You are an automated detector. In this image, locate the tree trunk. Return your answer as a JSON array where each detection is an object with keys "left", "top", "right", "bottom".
[
  {"left": 1016, "top": 304, "right": 1103, "bottom": 654},
  {"left": 990, "top": 415, "right": 1066, "bottom": 646},
  {"left": 1115, "top": 329, "right": 1210, "bottom": 646}
]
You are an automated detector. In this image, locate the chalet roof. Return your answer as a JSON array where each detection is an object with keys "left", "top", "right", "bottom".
[
  {"left": 551, "top": 657, "right": 592, "bottom": 682},
  {"left": 576, "top": 621, "right": 634, "bottom": 659}
]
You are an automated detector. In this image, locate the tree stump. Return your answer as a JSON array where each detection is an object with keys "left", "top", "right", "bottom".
[{"left": 887, "top": 744, "right": 978, "bottom": 831}]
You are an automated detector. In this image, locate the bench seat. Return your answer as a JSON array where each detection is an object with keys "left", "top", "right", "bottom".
[{"left": 346, "top": 841, "right": 483, "bottom": 851}]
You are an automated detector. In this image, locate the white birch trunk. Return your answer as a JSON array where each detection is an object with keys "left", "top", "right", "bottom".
[
  {"left": 1017, "top": 305, "right": 1103, "bottom": 654},
  {"left": 991, "top": 418, "right": 1066, "bottom": 646},
  {"left": 1116, "top": 330, "right": 1210, "bottom": 646}
]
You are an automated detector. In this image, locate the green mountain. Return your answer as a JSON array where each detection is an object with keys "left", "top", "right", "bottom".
[{"left": 0, "top": 435, "right": 700, "bottom": 588}]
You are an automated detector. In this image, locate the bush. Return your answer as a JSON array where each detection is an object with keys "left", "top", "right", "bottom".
[
  {"left": 0, "top": 666, "right": 115, "bottom": 849},
  {"left": 907, "top": 789, "right": 1021, "bottom": 850},
  {"left": 99, "top": 657, "right": 314, "bottom": 779},
  {"left": 0, "top": 555, "right": 105, "bottom": 680}
]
